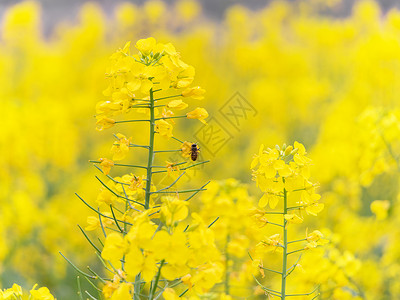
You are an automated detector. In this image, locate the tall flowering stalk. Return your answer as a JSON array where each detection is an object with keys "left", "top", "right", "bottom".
[
  {"left": 62, "top": 38, "right": 223, "bottom": 299},
  {"left": 250, "top": 142, "right": 327, "bottom": 299}
]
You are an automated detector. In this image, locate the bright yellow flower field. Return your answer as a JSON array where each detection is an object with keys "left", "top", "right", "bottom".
[{"left": 1, "top": 0, "right": 400, "bottom": 299}]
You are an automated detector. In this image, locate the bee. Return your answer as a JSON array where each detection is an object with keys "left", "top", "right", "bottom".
[{"left": 190, "top": 143, "right": 200, "bottom": 161}]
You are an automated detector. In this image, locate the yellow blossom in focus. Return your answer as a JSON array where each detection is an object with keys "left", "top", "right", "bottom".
[
  {"left": 96, "top": 116, "right": 116, "bottom": 131},
  {"left": 186, "top": 107, "right": 208, "bottom": 124},
  {"left": 110, "top": 41, "right": 131, "bottom": 60},
  {"left": 160, "top": 108, "right": 175, "bottom": 124},
  {"left": 110, "top": 282, "right": 133, "bottom": 300},
  {"left": 97, "top": 187, "right": 118, "bottom": 206},
  {"left": 103, "top": 279, "right": 119, "bottom": 299},
  {"left": 126, "top": 63, "right": 157, "bottom": 94},
  {"left": 110, "top": 133, "right": 131, "bottom": 161},
  {"left": 0, "top": 284, "right": 23, "bottom": 299},
  {"left": 163, "top": 288, "right": 186, "bottom": 300},
  {"left": 284, "top": 213, "right": 303, "bottom": 226},
  {"left": 166, "top": 161, "right": 180, "bottom": 175},
  {"left": 181, "top": 86, "right": 205, "bottom": 100},
  {"left": 153, "top": 231, "right": 190, "bottom": 279},
  {"left": 191, "top": 262, "right": 223, "bottom": 293},
  {"left": 255, "top": 234, "right": 282, "bottom": 253},
  {"left": 181, "top": 141, "right": 193, "bottom": 158},
  {"left": 167, "top": 99, "right": 189, "bottom": 110},
  {"left": 155, "top": 119, "right": 173, "bottom": 138},
  {"left": 96, "top": 100, "right": 124, "bottom": 117},
  {"left": 305, "top": 230, "right": 329, "bottom": 249},
  {"left": 129, "top": 175, "right": 145, "bottom": 192},
  {"left": 125, "top": 247, "right": 157, "bottom": 282},
  {"left": 171, "top": 65, "right": 195, "bottom": 88},
  {"left": 29, "top": 284, "right": 55, "bottom": 300},
  {"left": 101, "top": 232, "right": 128, "bottom": 262},
  {"left": 99, "top": 158, "right": 114, "bottom": 175},
  {"left": 248, "top": 207, "right": 268, "bottom": 228},
  {"left": 251, "top": 258, "right": 265, "bottom": 278},
  {"left": 257, "top": 177, "right": 284, "bottom": 209},
  {"left": 135, "top": 37, "right": 156, "bottom": 55},
  {"left": 160, "top": 196, "right": 189, "bottom": 226}
]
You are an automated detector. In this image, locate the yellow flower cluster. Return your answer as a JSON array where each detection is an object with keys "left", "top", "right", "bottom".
[
  {"left": 100, "top": 204, "right": 222, "bottom": 297},
  {"left": 0, "top": 284, "right": 55, "bottom": 300},
  {"left": 95, "top": 37, "right": 207, "bottom": 133},
  {"left": 251, "top": 142, "right": 323, "bottom": 218}
]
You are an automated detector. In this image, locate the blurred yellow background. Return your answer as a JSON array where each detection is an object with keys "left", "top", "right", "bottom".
[{"left": 2, "top": 0, "right": 400, "bottom": 298}]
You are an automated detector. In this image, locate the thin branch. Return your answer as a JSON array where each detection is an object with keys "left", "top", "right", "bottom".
[
  {"left": 152, "top": 160, "right": 209, "bottom": 174},
  {"left": 285, "top": 254, "right": 303, "bottom": 278},
  {"left": 252, "top": 275, "right": 281, "bottom": 297},
  {"left": 75, "top": 193, "right": 133, "bottom": 226},
  {"left": 185, "top": 181, "right": 211, "bottom": 201},
  {"left": 155, "top": 187, "right": 207, "bottom": 194},
  {"left": 288, "top": 239, "right": 306, "bottom": 245},
  {"left": 208, "top": 217, "right": 219, "bottom": 228},
  {"left": 110, "top": 205, "right": 124, "bottom": 233},
  {"left": 77, "top": 276, "right": 84, "bottom": 300},
  {"left": 84, "top": 276, "right": 103, "bottom": 292},
  {"left": 115, "top": 119, "right": 150, "bottom": 124},
  {"left": 287, "top": 249, "right": 306, "bottom": 256},
  {"left": 95, "top": 252, "right": 115, "bottom": 275},
  {"left": 78, "top": 225, "right": 102, "bottom": 254},
  {"left": 268, "top": 221, "right": 284, "bottom": 228},
  {"left": 179, "top": 288, "right": 189, "bottom": 297},
  {"left": 154, "top": 149, "right": 182, "bottom": 153},
  {"left": 286, "top": 285, "right": 319, "bottom": 297},
  {"left": 149, "top": 260, "right": 165, "bottom": 299},
  {"left": 59, "top": 252, "right": 96, "bottom": 279},
  {"left": 154, "top": 94, "right": 181, "bottom": 101},
  {"left": 154, "top": 116, "right": 187, "bottom": 121},
  {"left": 259, "top": 266, "right": 283, "bottom": 275},
  {"left": 287, "top": 205, "right": 304, "bottom": 211},
  {"left": 90, "top": 160, "right": 147, "bottom": 169},
  {"left": 98, "top": 208, "right": 107, "bottom": 238},
  {"left": 95, "top": 176, "right": 145, "bottom": 207},
  {"left": 151, "top": 172, "right": 186, "bottom": 194},
  {"left": 85, "top": 291, "right": 98, "bottom": 300},
  {"left": 87, "top": 266, "right": 107, "bottom": 283},
  {"left": 152, "top": 161, "right": 187, "bottom": 168},
  {"left": 171, "top": 136, "right": 185, "bottom": 144}
]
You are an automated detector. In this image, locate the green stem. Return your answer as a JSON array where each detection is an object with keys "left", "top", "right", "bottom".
[
  {"left": 134, "top": 88, "right": 156, "bottom": 298},
  {"left": 281, "top": 184, "right": 288, "bottom": 300},
  {"left": 145, "top": 88, "right": 155, "bottom": 210},
  {"left": 149, "top": 260, "right": 165, "bottom": 299},
  {"left": 77, "top": 276, "right": 84, "bottom": 300},
  {"left": 134, "top": 274, "right": 141, "bottom": 300}
]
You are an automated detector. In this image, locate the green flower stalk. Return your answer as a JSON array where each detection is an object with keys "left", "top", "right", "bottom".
[
  {"left": 250, "top": 142, "right": 327, "bottom": 299},
  {"left": 144, "top": 88, "right": 156, "bottom": 210}
]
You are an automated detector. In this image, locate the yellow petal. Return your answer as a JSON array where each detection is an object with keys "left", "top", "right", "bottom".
[{"left": 258, "top": 194, "right": 269, "bottom": 208}]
